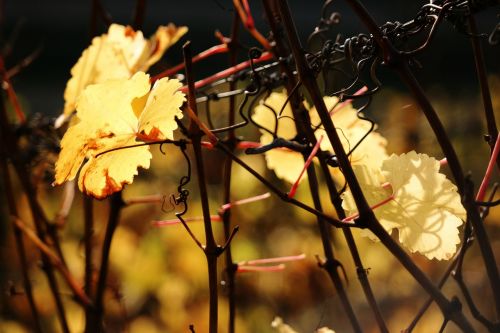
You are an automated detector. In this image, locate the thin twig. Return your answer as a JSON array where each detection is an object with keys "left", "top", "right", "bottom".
[
  {"left": 0, "top": 86, "right": 70, "bottom": 333},
  {"left": 184, "top": 41, "right": 220, "bottom": 333},
  {"left": 468, "top": 15, "right": 498, "bottom": 162},
  {"left": 83, "top": 195, "right": 95, "bottom": 330},
  {"left": 132, "top": 0, "right": 147, "bottom": 30},
  {"left": 13, "top": 217, "right": 91, "bottom": 306},
  {"left": 221, "top": 13, "right": 240, "bottom": 333},
  {"left": 0, "top": 147, "right": 43, "bottom": 333},
  {"left": 86, "top": 192, "right": 124, "bottom": 333}
]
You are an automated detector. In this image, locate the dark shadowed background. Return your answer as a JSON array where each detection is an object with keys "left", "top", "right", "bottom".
[{"left": 2, "top": 0, "right": 498, "bottom": 117}]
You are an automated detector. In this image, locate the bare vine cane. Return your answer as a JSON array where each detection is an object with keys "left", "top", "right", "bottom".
[
  {"left": 277, "top": 0, "right": 477, "bottom": 331},
  {"left": 183, "top": 41, "right": 240, "bottom": 333},
  {"left": 468, "top": 14, "right": 498, "bottom": 166},
  {"left": 262, "top": 1, "right": 388, "bottom": 331},
  {"left": 220, "top": 12, "right": 241, "bottom": 333},
  {"left": 86, "top": 192, "right": 124, "bottom": 333},
  {"left": 0, "top": 76, "right": 70, "bottom": 333},
  {"left": 0, "top": 141, "right": 43, "bottom": 333},
  {"left": 83, "top": 194, "right": 95, "bottom": 331},
  {"left": 132, "top": 0, "right": 147, "bottom": 30},
  {"left": 261, "top": 2, "right": 360, "bottom": 332}
]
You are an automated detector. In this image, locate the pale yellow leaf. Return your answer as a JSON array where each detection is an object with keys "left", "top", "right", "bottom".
[
  {"left": 342, "top": 151, "right": 465, "bottom": 260},
  {"left": 253, "top": 91, "right": 388, "bottom": 185},
  {"left": 271, "top": 317, "right": 299, "bottom": 333},
  {"left": 316, "top": 328, "right": 336, "bottom": 333},
  {"left": 253, "top": 92, "right": 304, "bottom": 184},
  {"left": 144, "top": 24, "right": 189, "bottom": 69},
  {"left": 62, "top": 23, "right": 187, "bottom": 117},
  {"left": 54, "top": 72, "right": 185, "bottom": 199},
  {"left": 138, "top": 78, "right": 184, "bottom": 140},
  {"left": 78, "top": 135, "right": 152, "bottom": 199},
  {"left": 310, "top": 96, "right": 388, "bottom": 172}
]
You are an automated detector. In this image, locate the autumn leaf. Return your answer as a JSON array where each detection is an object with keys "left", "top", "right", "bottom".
[
  {"left": 342, "top": 151, "right": 466, "bottom": 260},
  {"left": 309, "top": 96, "right": 388, "bottom": 177},
  {"left": 271, "top": 317, "right": 299, "bottom": 333},
  {"left": 54, "top": 71, "right": 185, "bottom": 199},
  {"left": 61, "top": 23, "right": 187, "bottom": 119},
  {"left": 253, "top": 92, "right": 305, "bottom": 183},
  {"left": 252, "top": 91, "right": 387, "bottom": 184}
]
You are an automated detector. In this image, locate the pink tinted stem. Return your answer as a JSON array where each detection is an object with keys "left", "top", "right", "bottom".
[
  {"left": 476, "top": 134, "right": 500, "bottom": 202},
  {"left": 342, "top": 194, "right": 395, "bottom": 223},
  {"left": 244, "top": 253, "right": 306, "bottom": 266},
  {"left": 221, "top": 192, "right": 271, "bottom": 211},
  {"left": 201, "top": 141, "right": 215, "bottom": 149},
  {"left": 288, "top": 136, "right": 324, "bottom": 198},
  {"left": 179, "top": 52, "right": 273, "bottom": 92},
  {"left": 237, "top": 141, "right": 262, "bottom": 149},
  {"left": 237, "top": 264, "right": 285, "bottom": 273},
  {"left": 153, "top": 215, "right": 221, "bottom": 227},
  {"left": 152, "top": 44, "right": 229, "bottom": 81},
  {"left": 330, "top": 86, "right": 368, "bottom": 116}
]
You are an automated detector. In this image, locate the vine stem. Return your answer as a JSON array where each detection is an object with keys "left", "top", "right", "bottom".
[
  {"left": 468, "top": 15, "right": 498, "bottom": 160},
  {"left": 476, "top": 134, "right": 500, "bottom": 202},
  {"left": 221, "top": 12, "right": 240, "bottom": 333},
  {"left": 0, "top": 83, "right": 70, "bottom": 333},
  {"left": 307, "top": 166, "right": 363, "bottom": 333},
  {"left": 261, "top": 2, "right": 369, "bottom": 331},
  {"left": 216, "top": 142, "right": 350, "bottom": 228},
  {"left": 184, "top": 41, "right": 219, "bottom": 333},
  {"left": 0, "top": 148, "right": 43, "bottom": 333},
  {"left": 318, "top": 158, "right": 389, "bottom": 333},
  {"left": 277, "top": 0, "right": 476, "bottom": 331},
  {"left": 13, "top": 218, "right": 91, "bottom": 306},
  {"left": 83, "top": 195, "right": 95, "bottom": 329},
  {"left": 86, "top": 192, "right": 124, "bottom": 333},
  {"left": 132, "top": 0, "right": 147, "bottom": 30}
]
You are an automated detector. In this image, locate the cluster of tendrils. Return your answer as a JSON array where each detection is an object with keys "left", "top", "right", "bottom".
[
  {"left": 307, "top": 0, "right": 342, "bottom": 47},
  {"left": 307, "top": 0, "right": 499, "bottom": 99},
  {"left": 161, "top": 126, "right": 191, "bottom": 218},
  {"left": 198, "top": 47, "right": 287, "bottom": 135}
]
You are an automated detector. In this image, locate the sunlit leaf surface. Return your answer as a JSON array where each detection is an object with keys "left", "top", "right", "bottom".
[
  {"left": 54, "top": 72, "right": 185, "bottom": 198},
  {"left": 342, "top": 151, "right": 466, "bottom": 260},
  {"left": 62, "top": 23, "right": 187, "bottom": 117}
]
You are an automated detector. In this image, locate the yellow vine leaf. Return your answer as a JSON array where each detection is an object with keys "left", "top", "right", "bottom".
[
  {"left": 271, "top": 317, "right": 299, "bottom": 333},
  {"left": 253, "top": 92, "right": 305, "bottom": 183},
  {"left": 342, "top": 151, "right": 466, "bottom": 260},
  {"left": 62, "top": 23, "right": 187, "bottom": 118},
  {"left": 309, "top": 96, "right": 388, "bottom": 177},
  {"left": 54, "top": 72, "right": 185, "bottom": 199},
  {"left": 253, "top": 91, "right": 387, "bottom": 184}
]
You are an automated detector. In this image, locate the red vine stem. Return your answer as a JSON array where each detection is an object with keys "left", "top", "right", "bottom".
[
  {"left": 288, "top": 135, "right": 323, "bottom": 198},
  {"left": 178, "top": 52, "right": 273, "bottom": 92},
  {"left": 86, "top": 192, "right": 124, "bottom": 333},
  {"left": 476, "top": 134, "right": 500, "bottom": 202},
  {"left": 232, "top": 0, "right": 271, "bottom": 50},
  {"left": 152, "top": 44, "right": 229, "bottom": 80}
]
